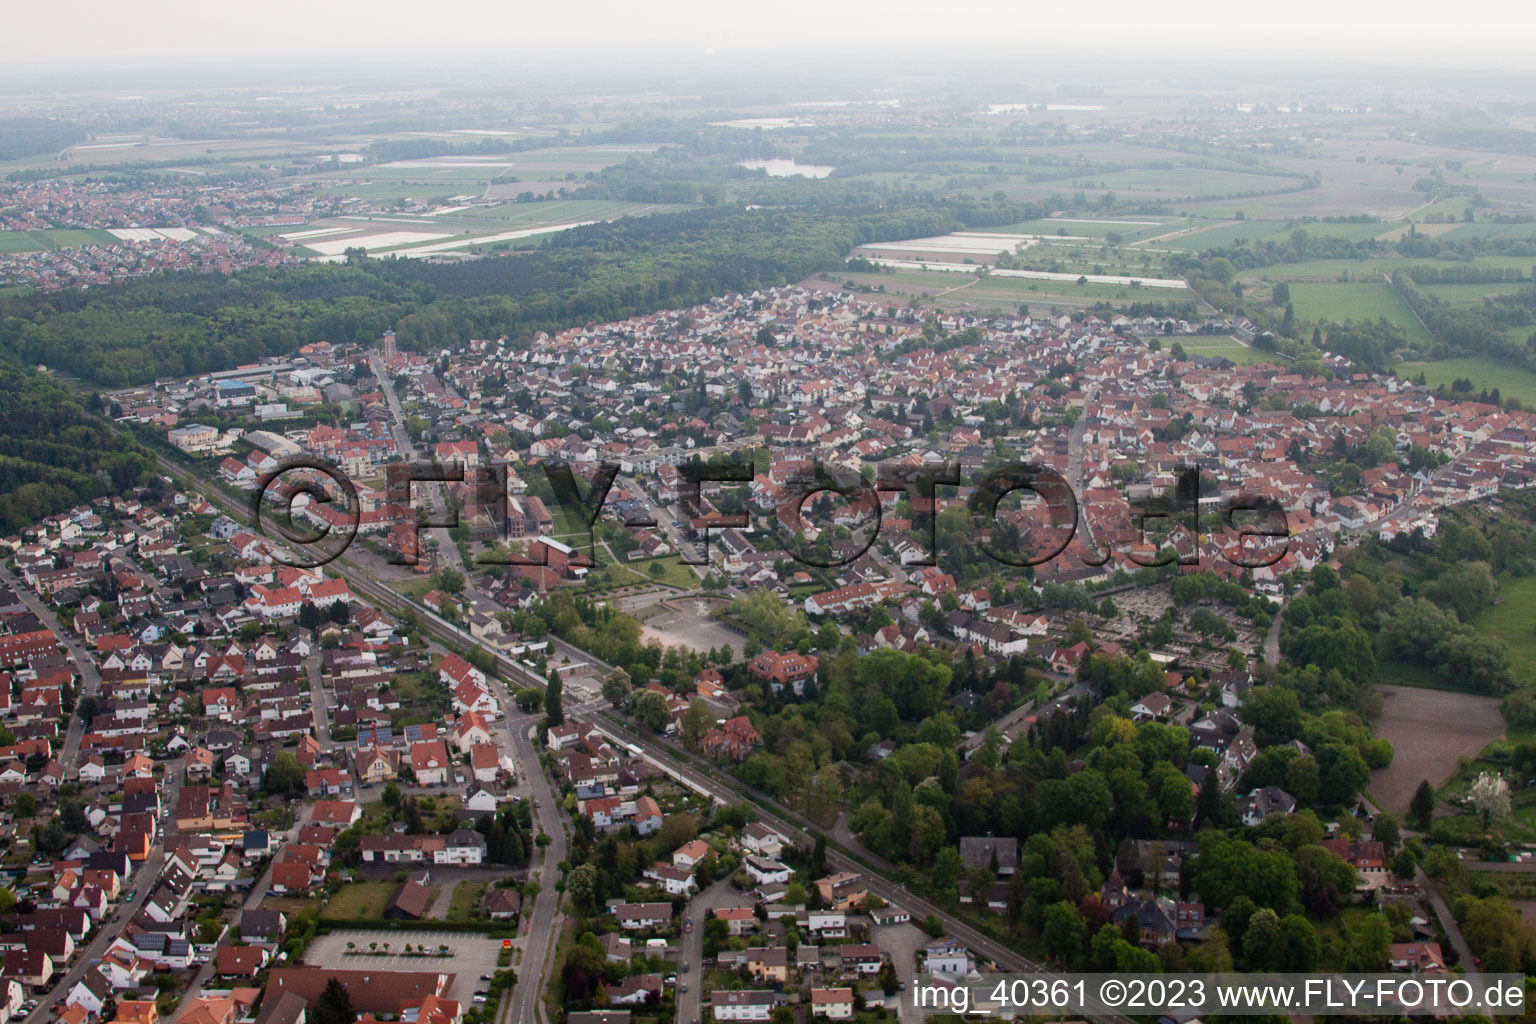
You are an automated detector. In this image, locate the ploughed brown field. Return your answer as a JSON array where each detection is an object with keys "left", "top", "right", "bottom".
[{"left": 1371, "top": 684, "right": 1505, "bottom": 813}]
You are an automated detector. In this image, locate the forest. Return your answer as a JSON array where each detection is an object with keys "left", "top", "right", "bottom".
[
  {"left": 0, "top": 202, "right": 1013, "bottom": 386},
  {"left": 0, "top": 117, "right": 87, "bottom": 161},
  {"left": 0, "top": 364, "right": 153, "bottom": 533}
]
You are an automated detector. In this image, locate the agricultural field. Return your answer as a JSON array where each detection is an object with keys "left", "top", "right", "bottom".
[
  {"left": 1369, "top": 684, "right": 1506, "bottom": 813},
  {"left": 978, "top": 217, "right": 1178, "bottom": 243},
  {"left": 428, "top": 199, "right": 684, "bottom": 230},
  {"left": 0, "top": 228, "right": 120, "bottom": 252},
  {"left": 827, "top": 266, "right": 1180, "bottom": 312},
  {"left": 1081, "top": 167, "right": 1304, "bottom": 198},
  {"left": 1400, "top": 357, "right": 1536, "bottom": 407},
  {"left": 1418, "top": 282, "right": 1528, "bottom": 302},
  {"left": 1286, "top": 282, "right": 1432, "bottom": 344},
  {"left": 1155, "top": 219, "right": 1272, "bottom": 250},
  {"left": 269, "top": 199, "right": 692, "bottom": 261}
]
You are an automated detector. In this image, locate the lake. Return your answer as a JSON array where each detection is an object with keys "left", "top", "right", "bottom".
[{"left": 737, "top": 159, "right": 835, "bottom": 179}]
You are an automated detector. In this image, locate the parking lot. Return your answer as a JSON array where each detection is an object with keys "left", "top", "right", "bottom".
[{"left": 303, "top": 929, "right": 502, "bottom": 1004}]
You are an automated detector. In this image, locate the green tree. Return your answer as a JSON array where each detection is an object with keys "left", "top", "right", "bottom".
[
  {"left": 1373, "top": 814, "right": 1401, "bottom": 856},
  {"left": 264, "top": 751, "right": 306, "bottom": 799},
  {"left": 1410, "top": 780, "right": 1436, "bottom": 830},
  {"left": 629, "top": 689, "right": 670, "bottom": 733},
  {"left": 600, "top": 667, "right": 632, "bottom": 709},
  {"left": 545, "top": 669, "right": 564, "bottom": 726},
  {"left": 436, "top": 568, "right": 465, "bottom": 594},
  {"left": 1314, "top": 742, "right": 1370, "bottom": 804},
  {"left": 1043, "top": 900, "right": 1087, "bottom": 963},
  {"left": 681, "top": 699, "right": 715, "bottom": 750},
  {"left": 566, "top": 862, "right": 600, "bottom": 914},
  {"left": 314, "top": 978, "right": 355, "bottom": 1024}
]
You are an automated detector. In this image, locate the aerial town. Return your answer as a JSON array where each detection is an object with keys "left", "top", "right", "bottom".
[
  {"left": 5, "top": 15, "right": 1536, "bottom": 1024},
  {"left": 0, "top": 275, "right": 1531, "bottom": 1023}
]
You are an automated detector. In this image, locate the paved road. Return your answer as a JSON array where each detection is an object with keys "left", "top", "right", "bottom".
[
  {"left": 1067, "top": 384, "right": 1101, "bottom": 559},
  {"left": 304, "top": 652, "right": 333, "bottom": 750},
  {"left": 178, "top": 800, "right": 316, "bottom": 1010},
  {"left": 371, "top": 353, "right": 463, "bottom": 572},
  {"left": 1263, "top": 601, "right": 1284, "bottom": 665},
  {"left": 1418, "top": 864, "right": 1481, "bottom": 977},
  {"left": 677, "top": 879, "right": 737, "bottom": 1024},
  {"left": 4, "top": 564, "right": 170, "bottom": 1024},
  {"left": 21, "top": 768, "right": 182, "bottom": 1024},
  {"left": 479, "top": 674, "right": 566, "bottom": 1024},
  {"left": 0, "top": 565, "right": 102, "bottom": 765},
  {"left": 618, "top": 474, "right": 704, "bottom": 573}
]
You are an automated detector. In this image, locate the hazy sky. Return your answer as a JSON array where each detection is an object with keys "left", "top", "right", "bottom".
[{"left": 7, "top": 0, "right": 1536, "bottom": 73}]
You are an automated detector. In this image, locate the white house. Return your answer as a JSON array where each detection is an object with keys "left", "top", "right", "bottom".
[
  {"left": 810, "top": 988, "right": 855, "bottom": 1020},
  {"left": 807, "top": 911, "right": 847, "bottom": 938},
  {"left": 744, "top": 855, "right": 792, "bottom": 887},
  {"left": 740, "top": 822, "right": 786, "bottom": 858},
  {"left": 710, "top": 990, "right": 775, "bottom": 1021},
  {"left": 925, "top": 938, "right": 972, "bottom": 976}
]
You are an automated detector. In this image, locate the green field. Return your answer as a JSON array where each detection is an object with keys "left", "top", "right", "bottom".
[
  {"left": 1418, "top": 282, "right": 1528, "bottom": 302},
  {"left": 1247, "top": 255, "right": 1536, "bottom": 281},
  {"left": 1172, "top": 336, "right": 1287, "bottom": 366},
  {"left": 1442, "top": 221, "right": 1536, "bottom": 243},
  {"left": 1474, "top": 573, "right": 1536, "bottom": 686},
  {"left": 837, "top": 266, "right": 1182, "bottom": 311},
  {"left": 0, "top": 228, "right": 120, "bottom": 253},
  {"left": 978, "top": 217, "right": 1176, "bottom": 242},
  {"left": 431, "top": 200, "right": 684, "bottom": 229},
  {"left": 1156, "top": 219, "right": 1279, "bottom": 251},
  {"left": 1163, "top": 219, "right": 1392, "bottom": 251},
  {"left": 1287, "top": 282, "right": 1432, "bottom": 344},
  {"left": 1082, "top": 167, "right": 1302, "bottom": 197},
  {"left": 1401, "top": 357, "right": 1536, "bottom": 406}
]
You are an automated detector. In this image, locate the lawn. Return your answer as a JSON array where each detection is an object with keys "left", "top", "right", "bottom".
[
  {"left": 618, "top": 555, "right": 701, "bottom": 589},
  {"left": 322, "top": 881, "right": 396, "bottom": 920},
  {"left": 447, "top": 881, "right": 488, "bottom": 922},
  {"left": 391, "top": 577, "right": 441, "bottom": 602},
  {"left": 1473, "top": 572, "right": 1536, "bottom": 687},
  {"left": 1287, "top": 282, "right": 1433, "bottom": 345},
  {"left": 1400, "top": 357, "right": 1536, "bottom": 407}
]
